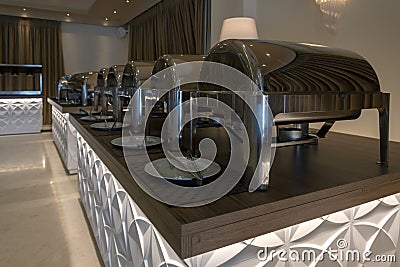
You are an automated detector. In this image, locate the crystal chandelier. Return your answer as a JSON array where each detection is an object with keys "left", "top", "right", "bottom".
[{"left": 315, "top": 0, "right": 348, "bottom": 31}]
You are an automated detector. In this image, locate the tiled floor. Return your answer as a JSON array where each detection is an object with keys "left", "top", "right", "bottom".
[{"left": 0, "top": 132, "right": 101, "bottom": 267}]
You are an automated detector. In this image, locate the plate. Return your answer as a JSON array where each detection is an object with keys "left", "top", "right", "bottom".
[
  {"left": 72, "top": 110, "right": 100, "bottom": 116},
  {"left": 144, "top": 157, "right": 221, "bottom": 180},
  {"left": 81, "top": 115, "right": 114, "bottom": 122},
  {"left": 90, "top": 122, "right": 124, "bottom": 131},
  {"left": 111, "top": 136, "right": 161, "bottom": 149},
  {"left": 95, "top": 115, "right": 114, "bottom": 120},
  {"left": 81, "top": 116, "right": 98, "bottom": 122}
]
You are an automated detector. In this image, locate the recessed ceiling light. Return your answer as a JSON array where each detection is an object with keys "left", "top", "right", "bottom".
[
  {"left": 126, "top": 0, "right": 130, "bottom": 3},
  {"left": 105, "top": 17, "right": 109, "bottom": 21},
  {"left": 22, "top": 8, "right": 27, "bottom": 11},
  {"left": 113, "top": 10, "right": 117, "bottom": 14},
  {"left": 66, "top": 13, "right": 70, "bottom": 17}
]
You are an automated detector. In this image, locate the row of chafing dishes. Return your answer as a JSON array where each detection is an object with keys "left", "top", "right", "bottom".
[{"left": 56, "top": 39, "right": 390, "bottom": 190}]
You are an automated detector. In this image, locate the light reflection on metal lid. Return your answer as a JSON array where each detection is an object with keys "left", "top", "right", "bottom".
[{"left": 299, "top": 42, "right": 328, "bottom": 48}]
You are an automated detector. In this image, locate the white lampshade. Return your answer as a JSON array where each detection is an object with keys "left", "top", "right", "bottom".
[{"left": 219, "top": 17, "right": 259, "bottom": 41}]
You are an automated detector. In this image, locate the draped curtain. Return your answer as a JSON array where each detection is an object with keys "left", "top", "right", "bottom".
[
  {"left": 0, "top": 15, "right": 64, "bottom": 125},
  {"left": 128, "top": 0, "right": 210, "bottom": 60}
]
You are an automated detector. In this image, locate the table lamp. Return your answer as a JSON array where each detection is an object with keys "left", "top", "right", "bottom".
[{"left": 219, "top": 17, "right": 259, "bottom": 41}]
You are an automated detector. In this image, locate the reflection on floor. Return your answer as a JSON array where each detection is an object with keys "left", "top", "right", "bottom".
[{"left": 0, "top": 133, "right": 101, "bottom": 267}]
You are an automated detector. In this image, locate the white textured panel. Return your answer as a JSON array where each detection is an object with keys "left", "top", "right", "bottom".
[
  {"left": 51, "top": 107, "right": 77, "bottom": 174},
  {"left": 0, "top": 98, "right": 42, "bottom": 135},
  {"left": 77, "top": 133, "right": 187, "bottom": 267},
  {"left": 77, "top": 132, "right": 400, "bottom": 266}
]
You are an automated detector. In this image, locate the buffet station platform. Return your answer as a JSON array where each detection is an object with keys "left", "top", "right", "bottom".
[
  {"left": 51, "top": 40, "right": 400, "bottom": 265},
  {"left": 70, "top": 113, "right": 400, "bottom": 266}
]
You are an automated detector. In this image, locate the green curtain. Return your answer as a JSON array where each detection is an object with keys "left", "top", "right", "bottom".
[
  {"left": 128, "top": 0, "right": 210, "bottom": 61},
  {"left": 0, "top": 15, "right": 64, "bottom": 125}
]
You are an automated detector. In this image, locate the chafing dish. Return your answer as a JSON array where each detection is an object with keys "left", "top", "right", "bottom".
[
  {"left": 152, "top": 54, "right": 206, "bottom": 150},
  {"left": 105, "top": 65, "right": 125, "bottom": 121},
  {"left": 136, "top": 54, "right": 225, "bottom": 185},
  {"left": 147, "top": 41, "right": 389, "bottom": 191},
  {"left": 57, "top": 75, "right": 75, "bottom": 102},
  {"left": 139, "top": 43, "right": 389, "bottom": 192},
  {"left": 205, "top": 39, "right": 389, "bottom": 168},
  {"left": 95, "top": 62, "right": 155, "bottom": 122},
  {"left": 57, "top": 72, "right": 98, "bottom": 106},
  {"left": 94, "top": 68, "right": 108, "bottom": 112}
]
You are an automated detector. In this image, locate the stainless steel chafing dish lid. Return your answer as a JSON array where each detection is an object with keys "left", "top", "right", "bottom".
[
  {"left": 205, "top": 39, "right": 380, "bottom": 93},
  {"left": 204, "top": 39, "right": 386, "bottom": 122},
  {"left": 68, "top": 71, "right": 98, "bottom": 92},
  {"left": 152, "top": 54, "right": 206, "bottom": 74},
  {"left": 106, "top": 65, "right": 125, "bottom": 88},
  {"left": 152, "top": 54, "right": 206, "bottom": 92},
  {"left": 121, "top": 61, "right": 154, "bottom": 88},
  {"left": 97, "top": 68, "right": 108, "bottom": 87}
]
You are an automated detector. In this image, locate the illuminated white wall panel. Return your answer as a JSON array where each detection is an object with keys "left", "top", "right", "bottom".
[
  {"left": 52, "top": 107, "right": 77, "bottom": 174},
  {"left": 77, "top": 133, "right": 186, "bottom": 267},
  {"left": 0, "top": 98, "right": 42, "bottom": 135}
]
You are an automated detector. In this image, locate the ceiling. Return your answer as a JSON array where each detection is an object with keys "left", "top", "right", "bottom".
[{"left": 0, "top": 0, "right": 161, "bottom": 27}]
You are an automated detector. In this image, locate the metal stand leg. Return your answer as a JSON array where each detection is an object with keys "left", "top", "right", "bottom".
[
  {"left": 317, "top": 121, "right": 335, "bottom": 138},
  {"left": 378, "top": 93, "right": 390, "bottom": 166}
]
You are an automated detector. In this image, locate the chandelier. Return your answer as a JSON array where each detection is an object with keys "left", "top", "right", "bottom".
[{"left": 315, "top": 0, "right": 348, "bottom": 31}]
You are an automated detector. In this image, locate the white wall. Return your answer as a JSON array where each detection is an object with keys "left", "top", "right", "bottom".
[
  {"left": 61, "top": 22, "right": 129, "bottom": 74},
  {"left": 212, "top": 0, "right": 400, "bottom": 141},
  {"left": 210, "top": 0, "right": 244, "bottom": 47}
]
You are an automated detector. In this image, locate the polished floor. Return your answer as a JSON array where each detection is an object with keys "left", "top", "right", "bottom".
[{"left": 0, "top": 133, "right": 101, "bottom": 267}]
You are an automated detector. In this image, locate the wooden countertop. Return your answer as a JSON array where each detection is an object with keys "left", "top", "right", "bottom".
[
  {"left": 47, "top": 97, "right": 95, "bottom": 114},
  {"left": 69, "top": 114, "right": 400, "bottom": 258}
]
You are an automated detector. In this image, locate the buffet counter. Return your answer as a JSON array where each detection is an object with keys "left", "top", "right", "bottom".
[
  {"left": 69, "top": 113, "right": 400, "bottom": 266},
  {"left": 48, "top": 98, "right": 95, "bottom": 174},
  {"left": 0, "top": 64, "right": 43, "bottom": 135},
  {"left": 0, "top": 95, "right": 42, "bottom": 135}
]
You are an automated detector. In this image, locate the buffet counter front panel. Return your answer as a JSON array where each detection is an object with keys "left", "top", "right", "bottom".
[
  {"left": 77, "top": 132, "right": 184, "bottom": 266},
  {"left": 0, "top": 97, "right": 42, "bottom": 135},
  {"left": 51, "top": 106, "right": 77, "bottom": 174},
  {"left": 48, "top": 97, "right": 98, "bottom": 174},
  {"left": 76, "top": 132, "right": 400, "bottom": 267}
]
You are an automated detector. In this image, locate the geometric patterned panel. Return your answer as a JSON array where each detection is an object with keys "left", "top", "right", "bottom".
[
  {"left": 0, "top": 98, "right": 42, "bottom": 135},
  {"left": 77, "top": 133, "right": 187, "bottom": 267},
  {"left": 51, "top": 107, "right": 77, "bottom": 174},
  {"left": 76, "top": 132, "right": 399, "bottom": 267},
  {"left": 67, "top": 120, "right": 78, "bottom": 174},
  {"left": 184, "top": 200, "right": 400, "bottom": 267}
]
